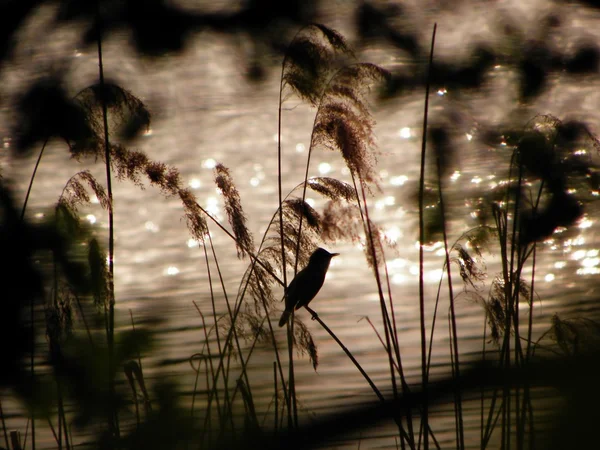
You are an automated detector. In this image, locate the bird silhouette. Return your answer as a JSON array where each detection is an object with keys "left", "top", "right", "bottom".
[{"left": 278, "top": 248, "right": 339, "bottom": 327}]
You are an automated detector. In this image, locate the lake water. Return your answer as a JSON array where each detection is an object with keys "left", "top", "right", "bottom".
[{"left": 2, "top": 1, "right": 600, "bottom": 448}]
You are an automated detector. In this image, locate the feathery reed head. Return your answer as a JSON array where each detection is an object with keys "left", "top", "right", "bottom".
[
  {"left": 74, "top": 82, "right": 151, "bottom": 142},
  {"left": 215, "top": 163, "right": 254, "bottom": 258},
  {"left": 484, "top": 276, "right": 532, "bottom": 345},
  {"left": 312, "top": 63, "right": 390, "bottom": 186},
  {"left": 58, "top": 170, "right": 111, "bottom": 214},
  {"left": 307, "top": 177, "right": 356, "bottom": 203},
  {"left": 178, "top": 188, "right": 208, "bottom": 243},
  {"left": 242, "top": 258, "right": 276, "bottom": 314},
  {"left": 292, "top": 318, "right": 319, "bottom": 371},
  {"left": 262, "top": 198, "right": 325, "bottom": 273},
  {"left": 452, "top": 244, "right": 487, "bottom": 289},
  {"left": 283, "top": 24, "right": 352, "bottom": 105},
  {"left": 320, "top": 200, "right": 363, "bottom": 244}
]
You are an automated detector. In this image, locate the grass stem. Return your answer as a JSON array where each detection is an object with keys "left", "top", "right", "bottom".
[{"left": 418, "top": 23, "right": 437, "bottom": 450}]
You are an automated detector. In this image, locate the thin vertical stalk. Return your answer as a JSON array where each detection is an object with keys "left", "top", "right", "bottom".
[
  {"left": 435, "top": 142, "right": 464, "bottom": 450},
  {"left": 205, "top": 232, "right": 258, "bottom": 416},
  {"left": 47, "top": 417, "right": 59, "bottom": 445},
  {"left": 525, "top": 182, "right": 544, "bottom": 364},
  {"left": 74, "top": 292, "right": 95, "bottom": 347},
  {"left": 482, "top": 211, "right": 510, "bottom": 449},
  {"left": 305, "top": 307, "right": 383, "bottom": 400},
  {"left": 480, "top": 320, "right": 487, "bottom": 448},
  {"left": 189, "top": 353, "right": 204, "bottom": 420},
  {"left": 234, "top": 261, "right": 290, "bottom": 428},
  {"left": 128, "top": 310, "right": 148, "bottom": 427},
  {"left": 228, "top": 315, "right": 274, "bottom": 406},
  {"left": 381, "top": 250, "right": 415, "bottom": 446},
  {"left": 23, "top": 418, "right": 29, "bottom": 449},
  {"left": 193, "top": 305, "right": 224, "bottom": 435},
  {"left": 357, "top": 182, "right": 397, "bottom": 394},
  {"left": 276, "top": 33, "right": 297, "bottom": 431},
  {"left": 521, "top": 244, "right": 537, "bottom": 450},
  {"left": 50, "top": 252, "right": 60, "bottom": 450},
  {"left": 517, "top": 184, "right": 543, "bottom": 449},
  {"left": 278, "top": 45, "right": 296, "bottom": 431},
  {"left": 30, "top": 286, "right": 36, "bottom": 450},
  {"left": 206, "top": 194, "right": 292, "bottom": 425},
  {"left": 287, "top": 317, "right": 298, "bottom": 428},
  {"left": 20, "top": 138, "right": 49, "bottom": 221},
  {"left": 497, "top": 209, "right": 509, "bottom": 450},
  {"left": 199, "top": 265, "right": 288, "bottom": 439},
  {"left": 20, "top": 138, "right": 48, "bottom": 450},
  {"left": 304, "top": 306, "right": 415, "bottom": 446},
  {"left": 129, "top": 310, "right": 144, "bottom": 384},
  {"left": 200, "top": 238, "right": 231, "bottom": 426},
  {"left": 418, "top": 23, "right": 437, "bottom": 450},
  {"left": 95, "top": 0, "right": 118, "bottom": 439},
  {"left": 505, "top": 156, "right": 526, "bottom": 450},
  {"left": 425, "top": 271, "right": 445, "bottom": 377},
  {"left": 286, "top": 79, "right": 327, "bottom": 425},
  {"left": 349, "top": 166, "right": 412, "bottom": 446},
  {"left": 273, "top": 361, "right": 278, "bottom": 433},
  {"left": 193, "top": 209, "right": 291, "bottom": 435},
  {"left": 277, "top": 47, "right": 289, "bottom": 305}
]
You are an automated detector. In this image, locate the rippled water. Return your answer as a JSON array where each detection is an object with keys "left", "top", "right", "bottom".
[{"left": 3, "top": 1, "right": 600, "bottom": 448}]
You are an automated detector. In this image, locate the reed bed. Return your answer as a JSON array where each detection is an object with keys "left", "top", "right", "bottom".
[{"left": 2, "top": 20, "right": 600, "bottom": 450}]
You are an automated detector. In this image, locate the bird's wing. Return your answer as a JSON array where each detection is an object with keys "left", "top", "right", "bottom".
[
  {"left": 294, "top": 268, "right": 325, "bottom": 310},
  {"left": 284, "top": 265, "right": 327, "bottom": 311},
  {"left": 284, "top": 267, "right": 313, "bottom": 310}
]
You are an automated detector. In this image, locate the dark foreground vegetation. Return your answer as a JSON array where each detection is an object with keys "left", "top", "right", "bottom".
[{"left": 2, "top": 1, "right": 600, "bottom": 449}]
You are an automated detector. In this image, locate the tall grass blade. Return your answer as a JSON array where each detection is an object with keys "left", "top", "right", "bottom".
[
  {"left": 418, "top": 23, "right": 437, "bottom": 450},
  {"left": 434, "top": 130, "right": 465, "bottom": 450},
  {"left": 94, "top": 0, "right": 119, "bottom": 439}
]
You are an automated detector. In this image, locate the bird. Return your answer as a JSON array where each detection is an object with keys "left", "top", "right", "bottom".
[{"left": 278, "top": 248, "right": 339, "bottom": 327}]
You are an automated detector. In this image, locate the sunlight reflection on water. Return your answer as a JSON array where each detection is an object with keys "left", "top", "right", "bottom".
[{"left": 3, "top": 1, "right": 600, "bottom": 448}]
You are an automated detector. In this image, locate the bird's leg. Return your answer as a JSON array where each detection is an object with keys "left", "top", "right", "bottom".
[{"left": 305, "top": 306, "right": 319, "bottom": 321}]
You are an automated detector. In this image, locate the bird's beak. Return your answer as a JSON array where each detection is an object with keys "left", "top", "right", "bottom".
[{"left": 331, "top": 253, "right": 340, "bottom": 257}]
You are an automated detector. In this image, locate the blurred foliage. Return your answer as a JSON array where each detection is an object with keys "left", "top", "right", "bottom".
[
  {"left": 3, "top": 1, "right": 600, "bottom": 449},
  {"left": 0, "top": 183, "right": 90, "bottom": 392},
  {"left": 12, "top": 76, "right": 95, "bottom": 155},
  {"left": 51, "top": 329, "right": 154, "bottom": 428},
  {"left": 419, "top": 114, "right": 600, "bottom": 246}
]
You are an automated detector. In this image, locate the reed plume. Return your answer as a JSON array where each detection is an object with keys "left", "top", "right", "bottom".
[
  {"left": 312, "top": 63, "right": 390, "bottom": 186},
  {"left": 548, "top": 315, "right": 600, "bottom": 356},
  {"left": 451, "top": 244, "right": 487, "bottom": 289},
  {"left": 282, "top": 24, "right": 352, "bottom": 106},
  {"left": 58, "top": 170, "right": 111, "bottom": 212},
  {"left": 65, "top": 83, "right": 209, "bottom": 242},
  {"left": 306, "top": 177, "right": 357, "bottom": 203},
  {"left": 214, "top": 163, "right": 255, "bottom": 259},
  {"left": 74, "top": 82, "right": 151, "bottom": 142},
  {"left": 291, "top": 319, "right": 319, "bottom": 371}
]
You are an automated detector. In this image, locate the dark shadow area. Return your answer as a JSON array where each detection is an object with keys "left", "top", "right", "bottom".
[{"left": 3, "top": 2, "right": 600, "bottom": 450}]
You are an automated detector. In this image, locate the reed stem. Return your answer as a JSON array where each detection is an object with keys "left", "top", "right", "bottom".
[
  {"left": 418, "top": 23, "right": 437, "bottom": 450},
  {"left": 95, "top": 0, "right": 118, "bottom": 439}
]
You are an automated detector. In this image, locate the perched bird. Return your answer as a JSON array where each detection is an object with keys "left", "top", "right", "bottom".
[{"left": 278, "top": 248, "right": 339, "bottom": 327}]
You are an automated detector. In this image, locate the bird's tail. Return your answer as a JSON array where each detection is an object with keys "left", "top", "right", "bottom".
[{"left": 278, "top": 309, "right": 291, "bottom": 327}]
